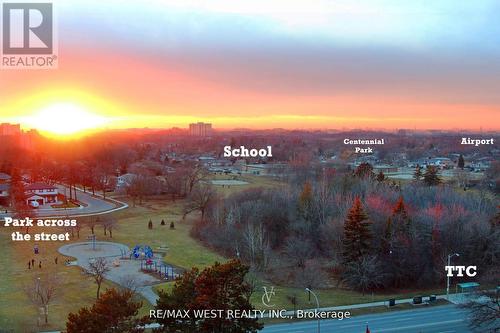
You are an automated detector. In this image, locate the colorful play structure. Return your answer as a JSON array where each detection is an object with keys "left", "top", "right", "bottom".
[
  {"left": 130, "top": 245, "right": 154, "bottom": 259},
  {"left": 130, "top": 244, "right": 177, "bottom": 280}
]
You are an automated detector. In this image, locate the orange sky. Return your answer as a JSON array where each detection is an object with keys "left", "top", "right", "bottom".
[{"left": 1, "top": 1, "right": 500, "bottom": 136}]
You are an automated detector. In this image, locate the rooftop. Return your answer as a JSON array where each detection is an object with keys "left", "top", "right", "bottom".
[
  {"left": 0, "top": 172, "right": 11, "bottom": 180},
  {"left": 26, "top": 183, "right": 57, "bottom": 190}
]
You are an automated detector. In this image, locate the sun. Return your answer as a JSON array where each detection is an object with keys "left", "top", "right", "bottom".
[{"left": 26, "top": 103, "right": 109, "bottom": 137}]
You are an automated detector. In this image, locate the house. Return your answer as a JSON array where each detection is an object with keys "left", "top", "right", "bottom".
[
  {"left": 117, "top": 173, "right": 137, "bottom": 188},
  {"left": 0, "top": 184, "right": 9, "bottom": 198},
  {"left": 25, "top": 183, "right": 59, "bottom": 206},
  {"left": 0, "top": 172, "right": 11, "bottom": 184},
  {"left": 428, "top": 157, "right": 453, "bottom": 168}
]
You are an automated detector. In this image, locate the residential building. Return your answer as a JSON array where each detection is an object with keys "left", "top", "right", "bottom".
[
  {"left": 189, "top": 122, "right": 213, "bottom": 136},
  {"left": 0, "top": 123, "right": 21, "bottom": 136},
  {"left": 0, "top": 184, "right": 9, "bottom": 198},
  {"left": 0, "top": 173, "right": 11, "bottom": 184},
  {"left": 25, "top": 183, "right": 59, "bottom": 206}
]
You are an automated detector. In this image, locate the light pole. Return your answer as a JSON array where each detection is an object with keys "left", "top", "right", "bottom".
[
  {"left": 305, "top": 288, "right": 320, "bottom": 333},
  {"left": 447, "top": 253, "right": 459, "bottom": 299}
]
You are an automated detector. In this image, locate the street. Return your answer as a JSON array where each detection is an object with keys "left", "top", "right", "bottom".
[
  {"left": 262, "top": 305, "right": 472, "bottom": 333},
  {"left": 0, "top": 185, "right": 127, "bottom": 218}
]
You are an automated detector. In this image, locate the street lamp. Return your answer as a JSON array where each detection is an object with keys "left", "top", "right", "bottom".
[
  {"left": 447, "top": 253, "right": 459, "bottom": 299},
  {"left": 305, "top": 288, "right": 320, "bottom": 333}
]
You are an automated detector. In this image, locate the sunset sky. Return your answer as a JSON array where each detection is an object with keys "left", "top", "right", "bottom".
[{"left": 1, "top": 0, "right": 500, "bottom": 136}]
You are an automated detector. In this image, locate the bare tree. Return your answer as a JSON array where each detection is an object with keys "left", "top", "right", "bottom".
[
  {"left": 100, "top": 214, "right": 118, "bottom": 238},
  {"left": 342, "top": 255, "right": 386, "bottom": 295},
  {"left": 183, "top": 183, "right": 216, "bottom": 220},
  {"left": 84, "top": 216, "right": 99, "bottom": 234},
  {"left": 185, "top": 162, "right": 208, "bottom": 194},
  {"left": 460, "top": 290, "right": 500, "bottom": 332},
  {"left": 242, "top": 217, "right": 270, "bottom": 270},
  {"left": 87, "top": 257, "right": 110, "bottom": 300},
  {"left": 24, "top": 275, "right": 60, "bottom": 325}
]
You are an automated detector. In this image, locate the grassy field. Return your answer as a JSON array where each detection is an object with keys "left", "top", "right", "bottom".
[
  {"left": 0, "top": 226, "right": 119, "bottom": 332},
  {"left": 0, "top": 173, "right": 462, "bottom": 331}
]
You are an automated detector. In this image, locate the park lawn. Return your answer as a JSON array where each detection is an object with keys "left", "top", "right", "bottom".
[
  {"left": 110, "top": 197, "right": 226, "bottom": 270},
  {"left": 0, "top": 226, "right": 121, "bottom": 332},
  {"left": 0, "top": 173, "right": 453, "bottom": 331}
]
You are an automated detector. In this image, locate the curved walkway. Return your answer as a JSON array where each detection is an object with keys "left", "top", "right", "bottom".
[{"left": 59, "top": 241, "right": 162, "bottom": 305}]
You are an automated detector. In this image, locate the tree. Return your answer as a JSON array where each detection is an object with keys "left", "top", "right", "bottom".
[
  {"left": 423, "top": 166, "right": 441, "bottom": 186},
  {"left": 185, "top": 162, "right": 208, "bottom": 194},
  {"left": 342, "top": 255, "right": 385, "bottom": 294},
  {"left": 24, "top": 275, "right": 60, "bottom": 325},
  {"left": 66, "top": 289, "right": 145, "bottom": 333},
  {"left": 101, "top": 215, "right": 118, "bottom": 238},
  {"left": 183, "top": 183, "right": 217, "bottom": 220},
  {"left": 460, "top": 290, "right": 499, "bottom": 332},
  {"left": 10, "top": 168, "right": 34, "bottom": 219},
  {"left": 343, "top": 196, "right": 372, "bottom": 263},
  {"left": 154, "top": 260, "right": 262, "bottom": 333},
  {"left": 413, "top": 164, "right": 423, "bottom": 181},
  {"left": 298, "top": 181, "right": 313, "bottom": 210},
  {"left": 87, "top": 257, "right": 110, "bottom": 300},
  {"left": 376, "top": 171, "right": 385, "bottom": 182},
  {"left": 84, "top": 216, "right": 99, "bottom": 235},
  {"left": 457, "top": 154, "right": 465, "bottom": 169},
  {"left": 354, "top": 162, "right": 374, "bottom": 179},
  {"left": 391, "top": 196, "right": 411, "bottom": 235}
]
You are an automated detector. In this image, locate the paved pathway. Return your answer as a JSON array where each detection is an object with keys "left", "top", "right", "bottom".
[{"left": 58, "top": 241, "right": 169, "bottom": 305}]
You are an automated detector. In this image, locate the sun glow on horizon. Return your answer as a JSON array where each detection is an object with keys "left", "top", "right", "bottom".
[{"left": 22, "top": 103, "right": 110, "bottom": 137}]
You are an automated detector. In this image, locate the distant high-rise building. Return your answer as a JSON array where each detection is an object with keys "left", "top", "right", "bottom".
[
  {"left": 0, "top": 123, "right": 21, "bottom": 136},
  {"left": 0, "top": 123, "right": 38, "bottom": 150},
  {"left": 189, "top": 122, "right": 213, "bottom": 136}
]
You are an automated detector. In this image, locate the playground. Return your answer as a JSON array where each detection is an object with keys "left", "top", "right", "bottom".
[{"left": 58, "top": 241, "right": 179, "bottom": 304}]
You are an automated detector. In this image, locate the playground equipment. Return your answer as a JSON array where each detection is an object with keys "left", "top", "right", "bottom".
[
  {"left": 87, "top": 234, "right": 96, "bottom": 250},
  {"left": 140, "top": 259, "right": 177, "bottom": 280},
  {"left": 131, "top": 245, "right": 154, "bottom": 259}
]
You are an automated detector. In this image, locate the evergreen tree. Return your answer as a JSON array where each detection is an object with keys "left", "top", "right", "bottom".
[
  {"left": 381, "top": 197, "right": 410, "bottom": 255},
  {"left": 66, "top": 289, "right": 145, "bottom": 333},
  {"left": 423, "top": 166, "right": 441, "bottom": 186},
  {"left": 298, "top": 180, "right": 313, "bottom": 221},
  {"left": 354, "top": 162, "right": 374, "bottom": 179},
  {"left": 391, "top": 197, "right": 411, "bottom": 237},
  {"left": 343, "top": 196, "right": 372, "bottom": 263},
  {"left": 457, "top": 154, "right": 465, "bottom": 169},
  {"left": 155, "top": 260, "right": 262, "bottom": 333},
  {"left": 413, "top": 164, "right": 423, "bottom": 181},
  {"left": 376, "top": 171, "right": 385, "bottom": 182}
]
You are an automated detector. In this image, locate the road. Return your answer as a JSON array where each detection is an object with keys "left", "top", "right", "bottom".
[
  {"left": 262, "top": 305, "right": 472, "bottom": 333},
  {"left": 0, "top": 185, "right": 127, "bottom": 218}
]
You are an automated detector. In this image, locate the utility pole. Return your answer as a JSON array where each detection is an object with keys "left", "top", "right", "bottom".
[
  {"left": 305, "top": 288, "right": 320, "bottom": 333},
  {"left": 447, "top": 253, "right": 460, "bottom": 299}
]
